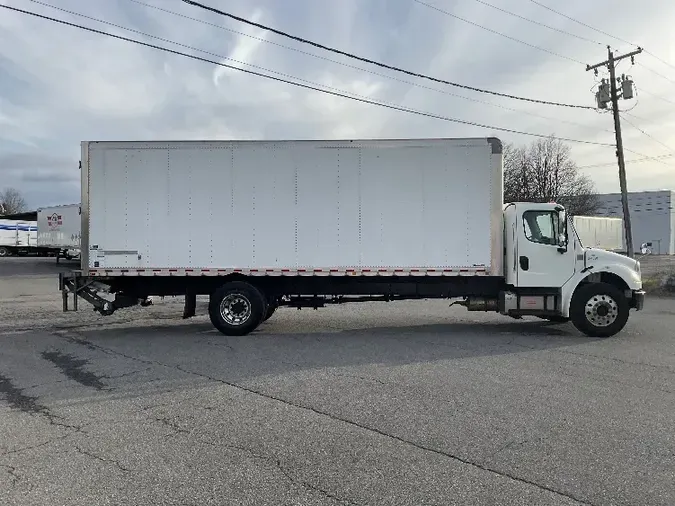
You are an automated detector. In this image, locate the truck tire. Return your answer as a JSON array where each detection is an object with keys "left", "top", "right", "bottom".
[
  {"left": 0, "top": 247, "right": 9, "bottom": 257},
  {"left": 208, "top": 281, "right": 266, "bottom": 336},
  {"left": 570, "top": 282, "right": 629, "bottom": 338}
]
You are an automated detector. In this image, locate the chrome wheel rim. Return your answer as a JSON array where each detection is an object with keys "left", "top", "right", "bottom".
[
  {"left": 585, "top": 294, "right": 618, "bottom": 327},
  {"left": 219, "top": 294, "right": 252, "bottom": 326}
]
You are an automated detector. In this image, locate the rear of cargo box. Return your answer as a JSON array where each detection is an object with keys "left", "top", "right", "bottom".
[{"left": 81, "top": 138, "right": 503, "bottom": 276}]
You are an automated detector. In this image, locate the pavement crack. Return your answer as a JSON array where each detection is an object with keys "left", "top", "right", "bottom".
[
  {"left": 333, "top": 373, "right": 387, "bottom": 386},
  {"left": 490, "top": 438, "right": 532, "bottom": 458},
  {"left": 60, "top": 334, "right": 593, "bottom": 505},
  {"left": 24, "top": 379, "right": 67, "bottom": 390},
  {"left": 0, "top": 463, "right": 20, "bottom": 486},
  {"left": 74, "top": 446, "right": 132, "bottom": 473},
  {"left": 217, "top": 442, "right": 360, "bottom": 505},
  {"left": 101, "top": 368, "right": 151, "bottom": 380},
  {"left": 1, "top": 436, "right": 71, "bottom": 456},
  {"left": 153, "top": 416, "right": 190, "bottom": 438},
  {"left": 41, "top": 350, "right": 107, "bottom": 391}
]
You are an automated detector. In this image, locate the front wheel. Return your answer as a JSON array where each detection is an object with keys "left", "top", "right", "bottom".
[
  {"left": 0, "top": 246, "right": 11, "bottom": 257},
  {"left": 209, "top": 281, "right": 266, "bottom": 336},
  {"left": 570, "top": 282, "right": 629, "bottom": 338}
]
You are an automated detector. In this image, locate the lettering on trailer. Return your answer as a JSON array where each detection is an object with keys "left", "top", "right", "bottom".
[{"left": 47, "top": 213, "right": 63, "bottom": 230}]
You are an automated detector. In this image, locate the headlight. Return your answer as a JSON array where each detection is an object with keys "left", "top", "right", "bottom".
[{"left": 635, "top": 260, "right": 641, "bottom": 275}]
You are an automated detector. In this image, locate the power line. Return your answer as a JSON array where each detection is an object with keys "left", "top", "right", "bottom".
[
  {"left": 578, "top": 153, "right": 675, "bottom": 169},
  {"left": 636, "top": 62, "right": 675, "bottom": 87},
  {"left": 468, "top": 0, "right": 603, "bottom": 46},
  {"left": 637, "top": 87, "right": 675, "bottom": 107},
  {"left": 643, "top": 50, "right": 675, "bottom": 74},
  {"left": 620, "top": 114, "right": 675, "bottom": 154},
  {"left": 180, "top": 0, "right": 596, "bottom": 110},
  {"left": 0, "top": 4, "right": 615, "bottom": 147},
  {"left": 621, "top": 147, "right": 675, "bottom": 168},
  {"left": 25, "top": 0, "right": 611, "bottom": 137},
  {"left": 411, "top": 0, "right": 585, "bottom": 64},
  {"left": 528, "top": 0, "right": 675, "bottom": 75},
  {"left": 527, "top": 0, "right": 633, "bottom": 46},
  {"left": 119, "top": 1, "right": 610, "bottom": 134}
]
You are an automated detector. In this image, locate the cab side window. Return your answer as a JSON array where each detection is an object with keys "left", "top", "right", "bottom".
[{"left": 523, "top": 211, "right": 558, "bottom": 246}]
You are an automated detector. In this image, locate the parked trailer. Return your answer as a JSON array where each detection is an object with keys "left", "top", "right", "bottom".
[
  {"left": 0, "top": 219, "right": 40, "bottom": 256},
  {"left": 60, "top": 138, "right": 644, "bottom": 338},
  {"left": 572, "top": 215, "right": 624, "bottom": 252},
  {"left": 37, "top": 203, "right": 82, "bottom": 262}
]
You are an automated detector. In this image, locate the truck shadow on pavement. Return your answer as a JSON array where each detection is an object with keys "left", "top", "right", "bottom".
[{"left": 54, "top": 317, "right": 599, "bottom": 394}]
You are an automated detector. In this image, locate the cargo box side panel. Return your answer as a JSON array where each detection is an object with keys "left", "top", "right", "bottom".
[
  {"left": 228, "top": 145, "right": 297, "bottom": 267},
  {"left": 86, "top": 138, "right": 500, "bottom": 273},
  {"left": 363, "top": 141, "right": 496, "bottom": 269},
  {"left": 88, "top": 146, "right": 169, "bottom": 268},
  {"left": 295, "top": 146, "right": 360, "bottom": 268},
  {"left": 87, "top": 143, "right": 300, "bottom": 269}
]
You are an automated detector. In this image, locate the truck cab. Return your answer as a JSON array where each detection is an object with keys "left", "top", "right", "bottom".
[{"left": 501, "top": 202, "right": 644, "bottom": 337}]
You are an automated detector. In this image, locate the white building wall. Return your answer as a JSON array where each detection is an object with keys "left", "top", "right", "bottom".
[{"left": 594, "top": 190, "right": 674, "bottom": 255}]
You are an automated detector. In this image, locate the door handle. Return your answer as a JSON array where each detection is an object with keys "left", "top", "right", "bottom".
[{"left": 519, "top": 256, "right": 529, "bottom": 271}]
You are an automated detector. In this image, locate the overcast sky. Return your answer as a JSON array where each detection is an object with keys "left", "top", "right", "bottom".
[{"left": 1, "top": 0, "right": 675, "bottom": 209}]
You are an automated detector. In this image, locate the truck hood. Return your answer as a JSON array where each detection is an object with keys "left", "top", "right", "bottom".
[{"left": 584, "top": 248, "right": 641, "bottom": 278}]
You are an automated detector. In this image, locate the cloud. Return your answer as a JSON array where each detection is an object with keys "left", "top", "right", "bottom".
[
  {"left": 1, "top": 0, "right": 675, "bottom": 210},
  {"left": 212, "top": 8, "right": 267, "bottom": 86},
  {"left": 20, "top": 170, "right": 79, "bottom": 183},
  {"left": 0, "top": 153, "right": 75, "bottom": 171}
]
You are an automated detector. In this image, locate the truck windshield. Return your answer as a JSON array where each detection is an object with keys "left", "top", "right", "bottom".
[{"left": 523, "top": 210, "right": 558, "bottom": 246}]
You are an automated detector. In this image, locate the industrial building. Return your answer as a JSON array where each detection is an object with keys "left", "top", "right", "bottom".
[{"left": 594, "top": 190, "right": 675, "bottom": 255}]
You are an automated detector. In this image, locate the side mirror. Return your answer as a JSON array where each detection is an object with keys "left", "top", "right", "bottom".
[{"left": 557, "top": 211, "right": 568, "bottom": 253}]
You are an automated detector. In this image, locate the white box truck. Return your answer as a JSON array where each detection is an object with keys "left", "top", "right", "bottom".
[
  {"left": 572, "top": 215, "right": 624, "bottom": 252},
  {"left": 59, "top": 138, "right": 644, "bottom": 338},
  {"left": 37, "top": 203, "right": 81, "bottom": 262},
  {"left": 0, "top": 219, "right": 38, "bottom": 257}
]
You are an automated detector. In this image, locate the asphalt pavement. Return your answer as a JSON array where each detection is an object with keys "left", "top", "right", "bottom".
[{"left": 1, "top": 257, "right": 674, "bottom": 505}]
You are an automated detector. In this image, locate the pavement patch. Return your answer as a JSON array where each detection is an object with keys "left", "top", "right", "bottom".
[
  {"left": 41, "top": 351, "right": 107, "bottom": 391},
  {"left": 0, "top": 373, "right": 49, "bottom": 416}
]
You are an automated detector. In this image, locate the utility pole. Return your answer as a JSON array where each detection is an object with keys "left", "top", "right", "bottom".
[{"left": 587, "top": 46, "right": 642, "bottom": 258}]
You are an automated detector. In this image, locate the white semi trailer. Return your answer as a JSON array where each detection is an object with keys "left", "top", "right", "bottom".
[
  {"left": 37, "top": 203, "right": 81, "bottom": 262},
  {"left": 59, "top": 138, "right": 644, "bottom": 338},
  {"left": 572, "top": 215, "right": 624, "bottom": 253},
  {"left": 0, "top": 219, "right": 38, "bottom": 257}
]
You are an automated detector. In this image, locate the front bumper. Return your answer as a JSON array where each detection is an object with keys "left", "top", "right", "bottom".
[{"left": 631, "top": 290, "right": 645, "bottom": 310}]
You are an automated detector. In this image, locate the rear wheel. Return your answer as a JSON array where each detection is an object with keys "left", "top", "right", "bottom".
[
  {"left": 208, "top": 281, "right": 266, "bottom": 336},
  {"left": 0, "top": 247, "right": 11, "bottom": 257},
  {"left": 570, "top": 282, "right": 629, "bottom": 338}
]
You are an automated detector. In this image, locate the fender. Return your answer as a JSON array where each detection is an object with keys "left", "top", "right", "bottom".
[{"left": 560, "top": 261, "right": 642, "bottom": 317}]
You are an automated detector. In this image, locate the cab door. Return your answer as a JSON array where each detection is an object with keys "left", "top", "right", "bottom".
[{"left": 516, "top": 206, "right": 576, "bottom": 288}]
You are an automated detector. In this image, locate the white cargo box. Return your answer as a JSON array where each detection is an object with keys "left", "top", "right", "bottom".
[
  {"left": 572, "top": 215, "right": 624, "bottom": 252},
  {"left": 81, "top": 138, "right": 503, "bottom": 276},
  {"left": 37, "top": 203, "right": 81, "bottom": 250}
]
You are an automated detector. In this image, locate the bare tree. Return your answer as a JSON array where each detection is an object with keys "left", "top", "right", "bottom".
[
  {"left": 503, "top": 137, "right": 599, "bottom": 216},
  {"left": 0, "top": 187, "right": 27, "bottom": 215}
]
